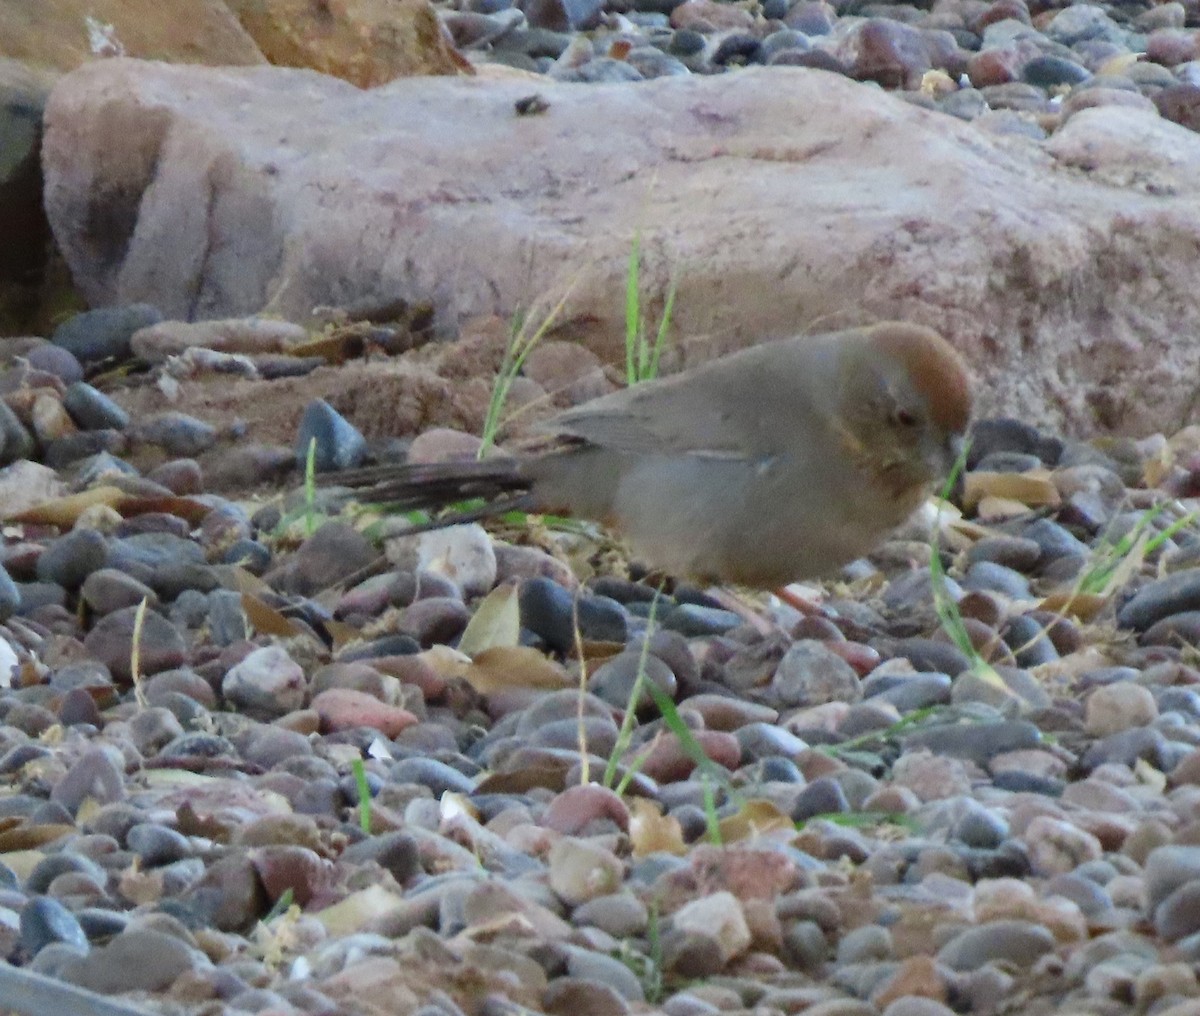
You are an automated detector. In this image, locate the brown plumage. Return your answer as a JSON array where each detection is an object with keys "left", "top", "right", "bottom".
[{"left": 326, "top": 322, "right": 973, "bottom": 588}]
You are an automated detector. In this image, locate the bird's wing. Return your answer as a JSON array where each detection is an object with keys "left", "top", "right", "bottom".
[{"left": 541, "top": 337, "right": 832, "bottom": 460}]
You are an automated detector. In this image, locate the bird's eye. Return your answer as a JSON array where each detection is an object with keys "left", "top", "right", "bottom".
[{"left": 892, "top": 408, "right": 920, "bottom": 428}]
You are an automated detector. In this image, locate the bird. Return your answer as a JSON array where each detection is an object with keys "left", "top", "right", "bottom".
[{"left": 326, "top": 321, "right": 972, "bottom": 590}]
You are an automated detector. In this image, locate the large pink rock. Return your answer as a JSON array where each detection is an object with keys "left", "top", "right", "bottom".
[{"left": 42, "top": 59, "right": 1200, "bottom": 435}]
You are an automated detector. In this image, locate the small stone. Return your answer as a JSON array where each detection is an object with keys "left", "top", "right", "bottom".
[
  {"left": 126, "top": 824, "right": 192, "bottom": 866},
  {"left": 791, "top": 777, "right": 850, "bottom": 821},
  {"left": 80, "top": 568, "right": 159, "bottom": 616},
  {"left": 147, "top": 458, "right": 203, "bottom": 495},
  {"left": 133, "top": 411, "right": 217, "bottom": 456},
  {"left": 543, "top": 784, "right": 631, "bottom": 835},
  {"left": 29, "top": 393, "right": 76, "bottom": 443},
  {"left": 1155, "top": 880, "right": 1200, "bottom": 941},
  {"left": 1154, "top": 84, "right": 1200, "bottom": 132},
  {"left": 544, "top": 977, "right": 630, "bottom": 1016},
  {"left": 548, "top": 837, "right": 624, "bottom": 906},
  {"left": 967, "top": 534, "right": 1043, "bottom": 572},
  {"left": 296, "top": 399, "right": 367, "bottom": 473},
  {"left": 51, "top": 304, "right": 161, "bottom": 364},
  {"left": 385, "top": 524, "right": 497, "bottom": 599},
  {"left": 1119, "top": 569, "right": 1200, "bottom": 631},
  {"left": 1085, "top": 682, "right": 1158, "bottom": 736},
  {"left": 772, "top": 640, "right": 861, "bottom": 707},
  {"left": 311, "top": 688, "right": 418, "bottom": 737},
  {"left": 589, "top": 650, "right": 677, "bottom": 710},
  {"left": 524, "top": 0, "right": 603, "bottom": 31},
  {"left": 663, "top": 603, "right": 742, "bottom": 636},
  {"left": 902, "top": 720, "right": 1041, "bottom": 764},
  {"left": 1024, "top": 815, "right": 1103, "bottom": 875},
  {"left": 25, "top": 343, "right": 83, "bottom": 383},
  {"left": 0, "top": 403, "right": 35, "bottom": 466},
  {"left": 0, "top": 564, "right": 19, "bottom": 621},
  {"left": 268, "top": 521, "right": 378, "bottom": 596},
  {"left": 405, "top": 427, "right": 484, "bottom": 464},
  {"left": 1146, "top": 846, "right": 1200, "bottom": 910},
  {"left": 59, "top": 927, "right": 199, "bottom": 993},
  {"left": 574, "top": 892, "right": 648, "bottom": 937},
  {"left": 205, "top": 443, "right": 295, "bottom": 489},
  {"left": 672, "top": 891, "right": 751, "bottom": 964},
  {"left": 82, "top": 605, "right": 188, "bottom": 684},
  {"left": 842, "top": 18, "right": 934, "bottom": 88},
  {"left": 35, "top": 528, "right": 108, "bottom": 590},
  {"left": 223, "top": 645, "right": 307, "bottom": 718},
  {"left": 20, "top": 896, "right": 88, "bottom": 955},
  {"left": 670, "top": 0, "right": 756, "bottom": 30},
  {"left": 62, "top": 383, "right": 130, "bottom": 431},
  {"left": 936, "top": 919, "right": 1055, "bottom": 971},
  {"left": 519, "top": 577, "right": 629, "bottom": 652},
  {"left": 50, "top": 745, "right": 126, "bottom": 813},
  {"left": 390, "top": 757, "right": 475, "bottom": 796}
]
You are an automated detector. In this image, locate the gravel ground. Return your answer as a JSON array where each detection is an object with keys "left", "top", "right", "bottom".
[{"left": 6, "top": 223, "right": 1200, "bottom": 1016}]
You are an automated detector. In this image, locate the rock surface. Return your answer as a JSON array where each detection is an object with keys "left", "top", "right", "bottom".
[{"left": 42, "top": 59, "right": 1200, "bottom": 436}]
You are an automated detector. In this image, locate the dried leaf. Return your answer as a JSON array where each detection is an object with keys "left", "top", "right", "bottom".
[
  {"left": 1097, "top": 51, "right": 1142, "bottom": 76},
  {"left": 0, "top": 824, "right": 74, "bottom": 851},
  {"left": 717, "top": 799, "right": 793, "bottom": 842},
  {"left": 242, "top": 593, "right": 303, "bottom": 638},
  {"left": 1038, "top": 591, "right": 1109, "bottom": 622},
  {"left": 221, "top": 566, "right": 273, "bottom": 597},
  {"left": 462, "top": 645, "right": 570, "bottom": 694},
  {"left": 457, "top": 583, "right": 520, "bottom": 658},
  {"left": 963, "top": 470, "right": 1061, "bottom": 513},
  {"left": 119, "top": 495, "right": 212, "bottom": 525},
  {"left": 7, "top": 486, "right": 128, "bottom": 525},
  {"left": 325, "top": 619, "right": 362, "bottom": 652},
  {"left": 0, "top": 850, "right": 43, "bottom": 881},
  {"left": 629, "top": 798, "right": 687, "bottom": 857},
  {"left": 975, "top": 495, "right": 1039, "bottom": 521},
  {"left": 420, "top": 645, "right": 473, "bottom": 681}
]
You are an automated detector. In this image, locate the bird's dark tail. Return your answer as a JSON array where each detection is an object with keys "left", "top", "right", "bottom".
[{"left": 319, "top": 458, "right": 537, "bottom": 530}]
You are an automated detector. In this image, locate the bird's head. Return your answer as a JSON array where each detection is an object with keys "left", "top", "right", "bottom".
[{"left": 832, "top": 322, "right": 973, "bottom": 497}]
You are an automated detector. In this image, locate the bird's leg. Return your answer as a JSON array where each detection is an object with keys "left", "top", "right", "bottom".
[{"left": 775, "top": 583, "right": 831, "bottom": 618}]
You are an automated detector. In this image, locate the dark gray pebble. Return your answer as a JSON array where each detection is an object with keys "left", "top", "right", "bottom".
[
  {"left": 662, "top": 603, "right": 742, "bottom": 637},
  {"left": 0, "top": 564, "right": 18, "bottom": 621},
  {"left": 792, "top": 777, "right": 850, "bottom": 822},
  {"left": 903, "top": 719, "right": 1041, "bottom": 764},
  {"left": 126, "top": 823, "right": 192, "bottom": 866},
  {"left": 1119, "top": 570, "right": 1200, "bottom": 631},
  {"left": 20, "top": 896, "right": 88, "bottom": 955},
  {"left": 62, "top": 382, "right": 130, "bottom": 431},
  {"left": 1001, "top": 615, "right": 1058, "bottom": 666},
  {"left": 35, "top": 528, "right": 108, "bottom": 590},
  {"left": 50, "top": 746, "right": 126, "bottom": 814},
  {"left": 390, "top": 757, "right": 477, "bottom": 796},
  {"left": 0, "top": 401, "right": 35, "bottom": 466},
  {"left": 134, "top": 412, "right": 217, "bottom": 457},
  {"left": 296, "top": 399, "right": 367, "bottom": 473},
  {"left": 519, "top": 577, "right": 629, "bottom": 653},
  {"left": 51, "top": 304, "right": 161, "bottom": 364}
]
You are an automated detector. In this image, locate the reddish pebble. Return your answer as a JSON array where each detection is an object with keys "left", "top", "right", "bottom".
[
  {"left": 637, "top": 731, "right": 741, "bottom": 782},
  {"left": 822, "top": 640, "right": 880, "bottom": 676},
  {"left": 542, "top": 784, "right": 631, "bottom": 835},
  {"left": 1146, "top": 28, "right": 1200, "bottom": 66},
  {"left": 968, "top": 48, "right": 1023, "bottom": 87},
  {"left": 311, "top": 688, "right": 418, "bottom": 737},
  {"left": 670, "top": 0, "right": 755, "bottom": 30},
  {"left": 371, "top": 654, "right": 446, "bottom": 700}
]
